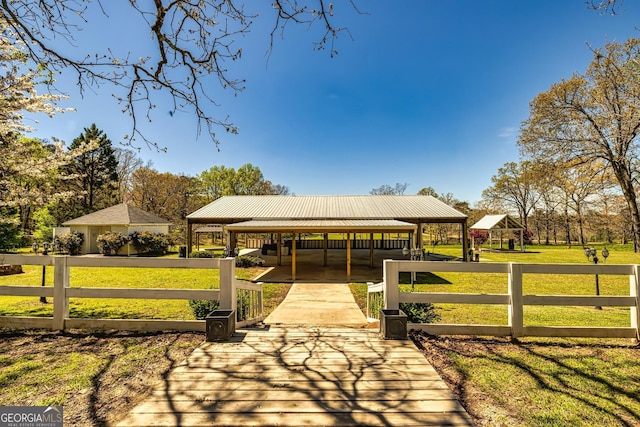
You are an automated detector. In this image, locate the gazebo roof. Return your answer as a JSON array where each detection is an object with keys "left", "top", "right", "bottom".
[
  {"left": 470, "top": 214, "right": 523, "bottom": 231},
  {"left": 62, "top": 203, "right": 171, "bottom": 226}
]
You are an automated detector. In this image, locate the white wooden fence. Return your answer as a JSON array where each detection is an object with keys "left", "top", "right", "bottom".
[
  {"left": 0, "top": 254, "right": 263, "bottom": 332},
  {"left": 378, "top": 260, "right": 639, "bottom": 339}
]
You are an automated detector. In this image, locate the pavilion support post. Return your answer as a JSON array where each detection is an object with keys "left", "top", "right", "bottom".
[
  {"left": 417, "top": 222, "right": 423, "bottom": 255},
  {"left": 323, "top": 233, "right": 328, "bottom": 266},
  {"left": 277, "top": 233, "right": 282, "bottom": 266},
  {"left": 369, "top": 233, "right": 374, "bottom": 268},
  {"left": 347, "top": 232, "right": 351, "bottom": 281},
  {"left": 292, "top": 232, "right": 297, "bottom": 281},
  {"left": 520, "top": 229, "right": 524, "bottom": 252},
  {"left": 186, "top": 222, "right": 193, "bottom": 257},
  {"left": 462, "top": 221, "right": 469, "bottom": 262}
]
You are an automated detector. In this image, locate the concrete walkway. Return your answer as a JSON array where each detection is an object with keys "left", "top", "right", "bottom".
[{"left": 263, "top": 283, "right": 369, "bottom": 327}]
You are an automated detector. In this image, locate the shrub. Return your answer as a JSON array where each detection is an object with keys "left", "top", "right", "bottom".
[
  {"left": 519, "top": 229, "right": 534, "bottom": 245},
  {"left": 53, "top": 231, "right": 84, "bottom": 255},
  {"left": 235, "top": 255, "right": 265, "bottom": 268},
  {"left": 189, "top": 299, "right": 220, "bottom": 320},
  {"left": 96, "top": 232, "right": 129, "bottom": 255},
  {"left": 129, "top": 231, "right": 172, "bottom": 256},
  {"left": 190, "top": 250, "right": 213, "bottom": 258},
  {"left": 400, "top": 302, "right": 440, "bottom": 324},
  {"left": 469, "top": 229, "right": 488, "bottom": 248}
]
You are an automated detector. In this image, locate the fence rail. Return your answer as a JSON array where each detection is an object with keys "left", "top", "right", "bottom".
[
  {"left": 246, "top": 238, "right": 410, "bottom": 250},
  {"left": 0, "top": 254, "right": 263, "bottom": 332},
  {"left": 380, "top": 260, "right": 640, "bottom": 340}
]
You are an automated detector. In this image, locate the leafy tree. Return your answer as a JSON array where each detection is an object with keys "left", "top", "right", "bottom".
[
  {"left": 0, "top": 208, "right": 22, "bottom": 251},
  {"left": 370, "top": 183, "right": 408, "bottom": 195},
  {"left": 33, "top": 206, "right": 57, "bottom": 243},
  {"left": 482, "top": 161, "right": 539, "bottom": 230},
  {"left": 0, "top": 2, "right": 354, "bottom": 147},
  {"left": 417, "top": 187, "right": 438, "bottom": 197},
  {"left": 53, "top": 124, "right": 119, "bottom": 223},
  {"left": 197, "top": 163, "right": 289, "bottom": 202},
  {"left": 519, "top": 39, "right": 640, "bottom": 251},
  {"left": 129, "top": 168, "right": 201, "bottom": 223}
]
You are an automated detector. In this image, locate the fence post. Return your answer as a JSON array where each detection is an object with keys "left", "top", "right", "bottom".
[
  {"left": 53, "top": 256, "right": 69, "bottom": 330},
  {"left": 631, "top": 265, "right": 639, "bottom": 342},
  {"left": 383, "top": 260, "right": 399, "bottom": 310},
  {"left": 219, "top": 257, "right": 236, "bottom": 310},
  {"left": 508, "top": 262, "right": 523, "bottom": 339}
]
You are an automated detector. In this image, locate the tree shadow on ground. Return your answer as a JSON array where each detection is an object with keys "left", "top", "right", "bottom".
[
  {"left": 0, "top": 329, "right": 202, "bottom": 427},
  {"left": 412, "top": 333, "right": 640, "bottom": 427},
  {"left": 127, "top": 328, "right": 473, "bottom": 426}
]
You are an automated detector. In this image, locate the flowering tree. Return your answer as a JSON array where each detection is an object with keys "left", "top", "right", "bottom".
[{"left": 0, "top": 23, "right": 79, "bottom": 238}]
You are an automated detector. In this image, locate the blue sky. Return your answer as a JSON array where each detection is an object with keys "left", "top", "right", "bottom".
[{"left": 25, "top": 1, "right": 640, "bottom": 203}]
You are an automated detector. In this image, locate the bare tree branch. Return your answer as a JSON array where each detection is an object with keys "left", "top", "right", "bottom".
[{"left": 0, "top": 1, "right": 359, "bottom": 150}]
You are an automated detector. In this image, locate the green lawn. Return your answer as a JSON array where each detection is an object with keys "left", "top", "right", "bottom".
[
  {"left": 352, "top": 244, "right": 638, "bottom": 328},
  {"left": 0, "top": 258, "right": 288, "bottom": 320},
  {"left": 384, "top": 244, "right": 640, "bottom": 427}
]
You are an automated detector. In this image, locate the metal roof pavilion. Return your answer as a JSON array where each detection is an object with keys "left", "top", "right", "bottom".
[
  {"left": 187, "top": 195, "right": 467, "bottom": 223},
  {"left": 186, "top": 195, "right": 470, "bottom": 278}
]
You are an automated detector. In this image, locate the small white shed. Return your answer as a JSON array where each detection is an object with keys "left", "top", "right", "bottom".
[
  {"left": 60, "top": 203, "right": 171, "bottom": 254},
  {"left": 470, "top": 214, "right": 525, "bottom": 252}
]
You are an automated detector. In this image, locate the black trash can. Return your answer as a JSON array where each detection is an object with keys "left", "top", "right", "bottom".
[
  {"left": 179, "top": 245, "right": 186, "bottom": 258},
  {"left": 508, "top": 239, "right": 515, "bottom": 250}
]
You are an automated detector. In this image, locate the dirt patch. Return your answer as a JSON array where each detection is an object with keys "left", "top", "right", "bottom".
[
  {"left": 0, "top": 329, "right": 203, "bottom": 426},
  {"left": 411, "top": 332, "right": 520, "bottom": 427}
]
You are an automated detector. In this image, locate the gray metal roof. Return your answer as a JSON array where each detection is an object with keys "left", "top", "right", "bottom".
[
  {"left": 225, "top": 219, "right": 417, "bottom": 233},
  {"left": 470, "top": 214, "right": 523, "bottom": 230},
  {"left": 63, "top": 203, "right": 171, "bottom": 226},
  {"left": 187, "top": 195, "right": 467, "bottom": 223}
]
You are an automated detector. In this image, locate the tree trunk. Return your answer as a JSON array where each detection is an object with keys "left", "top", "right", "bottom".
[
  {"left": 564, "top": 209, "right": 571, "bottom": 246},
  {"left": 612, "top": 163, "right": 640, "bottom": 252}
]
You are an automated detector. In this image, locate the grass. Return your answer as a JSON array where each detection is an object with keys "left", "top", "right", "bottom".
[
  {"left": 0, "top": 329, "right": 204, "bottom": 425},
  {"left": 0, "top": 258, "right": 289, "bottom": 320},
  {"left": 351, "top": 243, "right": 637, "bottom": 328},
  {"left": 0, "top": 253, "right": 292, "bottom": 424},
  {"left": 1, "top": 245, "right": 638, "bottom": 426},
  {"left": 388, "top": 243, "right": 640, "bottom": 427},
  {"left": 414, "top": 334, "right": 640, "bottom": 426}
]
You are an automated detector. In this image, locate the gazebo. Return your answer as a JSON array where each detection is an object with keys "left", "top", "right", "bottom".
[
  {"left": 186, "top": 195, "right": 469, "bottom": 280},
  {"left": 59, "top": 203, "right": 171, "bottom": 255},
  {"left": 470, "top": 214, "right": 525, "bottom": 252}
]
